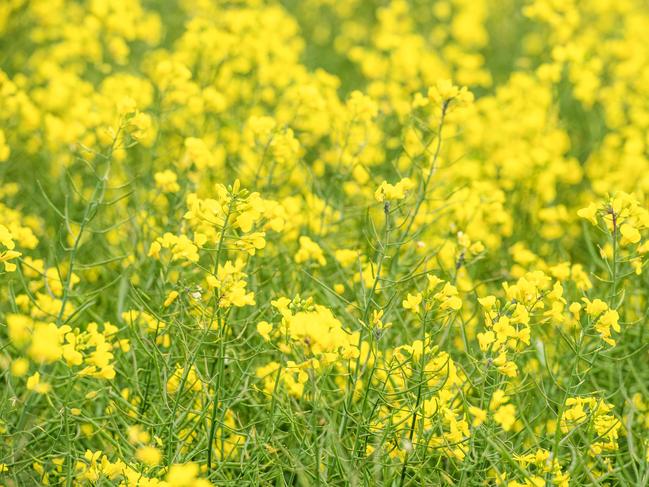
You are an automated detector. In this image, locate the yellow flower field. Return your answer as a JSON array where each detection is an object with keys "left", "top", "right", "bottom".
[{"left": 1, "top": 0, "right": 649, "bottom": 485}]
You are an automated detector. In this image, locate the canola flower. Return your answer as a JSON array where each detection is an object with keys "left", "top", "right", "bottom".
[{"left": 1, "top": 0, "right": 649, "bottom": 485}]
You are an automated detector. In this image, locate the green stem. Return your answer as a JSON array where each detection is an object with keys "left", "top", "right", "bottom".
[
  {"left": 398, "top": 311, "right": 428, "bottom": 487},
  {"left": 206, "top": 198, "right": 236, "bottom": 471},
  {"left": 338, "top": 206, "right": 390, "bottom": 445},
  {"left": 610, "top": 211, "right": 618, "bottom": 307}
]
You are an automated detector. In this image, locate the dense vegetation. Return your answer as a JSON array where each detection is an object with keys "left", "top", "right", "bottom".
[{"left": 1, "top": 0, "right": 649, "bottom": 485}]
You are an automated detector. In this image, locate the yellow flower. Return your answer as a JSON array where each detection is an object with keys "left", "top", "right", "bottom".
[
  {"left": 494, "top": 352, "right": 518, "bottom": 377},
  {"left": 426, "top": 274, "right": 443, "bottom": 289},
  {"left": 135, "top": 446, "right": 162, "bottom": 466},
  {"left": 128, "top": 425, "right": 151, "bottom": 444},
  {"left": 478, "top": 295, "right": 496, "bottom": 310},
  {"left": 154, "top": 170, "right": 180, "bottom": 193},
  {"left": 402, "top": 293, "right": 423, "bottom": 313},
  {"left": 334, "top": 249, "right": 359, "bottom": 268},
  {"left": 493, "top": 404, "right": 517, "bottom": 431},
  {"left": 374, "top": 178, "right": 415, "bottom": 203},
  {"left": 477, "top": 331, "right": 495, "bottom": 352},
  {"left": 166, "top": 462, "right": 213, "bottom": 486},
  {"left": 620, "top": 223, "right": 641, "bottom": 245},
  {"left": 164, "top": 290, "right": 179, "bottom": 307},
  {"left": 595, "top": 309, "right": 621, "bottom": 346},
  {"left": 0, "top": 224, "right": 15, "bottom": 250},
  {"left": 490, "top": 390, "right": 508, "bottom": 411},
  {"left": 0, "top": 224, "right": 20, "bottom": 272},
  {"left": 583, "top": 298, "right": 608, "bottom": 317},
  {"left": 427, "top": 79, "right": 474, "bottom": 108},
  {"left": 149, "top": 233, "right": 199, "bottom": 263},
  {"left": 295, "top": 236, "right": 326, "bottom": 266},
  {"left": 257, "top": 321, "right": 273, "bottom": 341},
  {"left": 577, "top": 203, "right": 599, "bottom": 225},
  {"left": 468, "top": 406, "right": 487, "bottom": 427},
  {"left": 207, "top": 259, "right": 255, "bottom": 308},
  {"left": 11, "top": 358, "right": 29, "bottom": 377},
  {"left": 435, "top": 283, "right": 462, "bottom": 310},
  {"left": 29, "top": 323, "right": 63, "bottom": 364},
  {"left": 26, "top": 372, "right": 51, "bottom": 394},
  {"left": 129, "top": 111, "right": 154, "bottom": 144},
  {"left": 0, "top": 129, "right": 9, "bottom": 162}
]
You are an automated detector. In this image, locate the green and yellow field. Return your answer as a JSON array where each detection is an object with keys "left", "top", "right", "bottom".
[{"left": 1, "top": 0, "right": 649, "bottom": 485}]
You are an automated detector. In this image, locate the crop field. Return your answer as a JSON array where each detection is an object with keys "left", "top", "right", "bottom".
[{"left": 1, "top": 0, "right": 649, "bottom": 485}]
